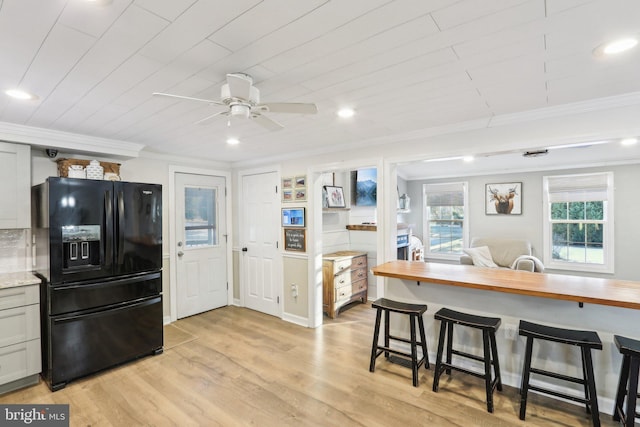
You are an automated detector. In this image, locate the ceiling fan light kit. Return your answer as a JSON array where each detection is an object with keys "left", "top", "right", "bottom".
[{"left": 153, "top": 73, "right": 317, "bottom": 131}]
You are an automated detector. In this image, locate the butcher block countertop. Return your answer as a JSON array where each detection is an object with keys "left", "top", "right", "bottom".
[
  {"left": 372, "top": 261, "right": 640, "bottom": 310},
  {"left": 0, "top": 271, "right": 41, "bottom": 290}
]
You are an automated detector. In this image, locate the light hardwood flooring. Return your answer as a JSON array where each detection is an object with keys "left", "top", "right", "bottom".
[{"left": 0, "top": 302, "right": 621, "bottom": 426}]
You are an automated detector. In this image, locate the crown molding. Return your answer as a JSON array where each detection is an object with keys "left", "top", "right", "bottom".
[
  {"left": 0, "top": 121, "right": 145, "bottom": 159},
  {"left": 233, "top": 92, "right": 640, "bottom": 168}
]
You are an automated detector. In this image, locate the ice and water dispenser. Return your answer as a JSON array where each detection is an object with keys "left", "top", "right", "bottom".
[{"left": 62, "top": 225, "right": 101, "bottom": 269}]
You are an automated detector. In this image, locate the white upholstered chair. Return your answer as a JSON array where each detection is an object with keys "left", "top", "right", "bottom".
[{"left": 459, "top": 237, "right": 543, "bottom": 272}]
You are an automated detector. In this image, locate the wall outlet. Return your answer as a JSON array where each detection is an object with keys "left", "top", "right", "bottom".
[{"left": 290, "top": 284, "right": 298, "bottom": 298}]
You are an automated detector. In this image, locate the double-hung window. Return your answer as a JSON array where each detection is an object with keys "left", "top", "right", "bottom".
[
  {"left": 423, "top": 182, "right": 468, "bottom": 260},
  {"left": 542, "top": 172, "right": 614, "bottom": 273}
]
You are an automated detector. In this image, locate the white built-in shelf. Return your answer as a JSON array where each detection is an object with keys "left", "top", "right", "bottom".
[
  {"left": 323, "top": 208, "right": 350, "bottom": 212},
  {"left": 397, "top": 209, "right": 411, "bottom": 214}
]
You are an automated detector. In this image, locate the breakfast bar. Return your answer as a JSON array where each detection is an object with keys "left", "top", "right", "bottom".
[
  {"left": 372, "top": 260, "right": 640, "bottom": 414},
  {"left": 372, "top": 260, "right": 640, "bottom": 309}
]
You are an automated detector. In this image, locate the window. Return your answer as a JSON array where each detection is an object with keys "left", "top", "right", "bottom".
[
  {"left": 542, "top": 172, "right": 614, "bottom": 273},
  {"left": 423, "top": 182, "right": 468, "bottom": 260},
  {"left": 184, "top": 187, "right": 218, "bottom": 247}
]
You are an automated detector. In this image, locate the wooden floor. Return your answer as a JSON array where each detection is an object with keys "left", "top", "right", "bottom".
[{"left": 0, "top": 302, "right": 621, "bottom": 426}]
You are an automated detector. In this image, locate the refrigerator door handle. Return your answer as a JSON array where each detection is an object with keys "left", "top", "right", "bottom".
[
  {"left": 104, "top": 190, "right": 113, "bottom": 270},
  {"left": 117, "top": 190, "right": 125, "bottom": 265}
]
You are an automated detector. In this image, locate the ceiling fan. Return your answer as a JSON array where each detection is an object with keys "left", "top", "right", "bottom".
[{"left": 152, "top": 73, "right": 318, "bottom": 131}]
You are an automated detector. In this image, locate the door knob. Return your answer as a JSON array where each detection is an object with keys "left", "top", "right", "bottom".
[{"left": 178, "top": 251, "right": 184, "bottom": 257}]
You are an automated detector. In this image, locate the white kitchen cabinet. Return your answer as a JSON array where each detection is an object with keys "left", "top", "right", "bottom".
[
  {"left": 0, "top": 284, "right": 41, "bottom": 394},
  {"left": 0, "top": 141, "right": 30, "bottom": 229}
]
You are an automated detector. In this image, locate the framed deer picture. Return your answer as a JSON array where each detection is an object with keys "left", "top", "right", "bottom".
[{"left": 485, "top": 182, "right": 522, "bottom": 215}]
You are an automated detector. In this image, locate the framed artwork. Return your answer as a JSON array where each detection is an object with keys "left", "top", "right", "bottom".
[
  {"left": 282, "top": 189, "right": 293, "bottom": 202},
  {"left": 295, "top": 175, "right": 306, "bottom": 187},
  {"left": 284, "top": 228, "right": 306, "bottom": 252},
  {"left": 282, "top": 177, "right": 293, "bottom": 189},
  {"left": 282, "top": 207, "right": 305, "bottom": 227},
  {"left": 486, "top": 182, "right": 522, "bottom": 215},
  {"left": 353, "top": 168, "right": 377, "bottom": 206},
  {"left": 294, "top": 188, "right": 306, "bottom": 201},
  {"left": 324, "top": 185, "right": 345, "bottom": 208}
]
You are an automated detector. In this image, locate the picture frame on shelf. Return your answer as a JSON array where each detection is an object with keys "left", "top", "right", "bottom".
[
  {"left": 324, "top": 185, "right": 345, "bottom": 208},
  {"left": 485, "top": 182, "right": 522, "bottom": 215}
]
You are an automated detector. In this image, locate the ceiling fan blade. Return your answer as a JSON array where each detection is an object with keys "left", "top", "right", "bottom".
[
  {"left": 194, "top": 111, "right": 228, "bottom": 125},
  {"left": 152, "top": 92, "right": 224, "bottom": 106},
  {"left": 257, "top": 102, "right": 318, "bottom": 114},
  {"left": 226, "top": 73, "right": 252, "bottom": 100},
  {"left": 252, "top": 113, "right": 284, "bottom": 131}
]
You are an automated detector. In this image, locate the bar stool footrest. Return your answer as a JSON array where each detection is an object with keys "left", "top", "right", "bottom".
[
  {"left": 530, "top": 367, "right": 586, "bottom": 385},
  {"left": 451, "top": 349, "right": 486, "bottom": 364},
  {"left": 528, "top": 384, "right": 590, "bottom": 405},
  {"left": 388, "top": 355, "right": 426, "bottom": 370}
]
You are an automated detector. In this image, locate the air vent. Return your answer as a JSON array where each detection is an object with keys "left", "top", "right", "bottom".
[{"left": 523, "top": 149, "right": 548, "bottom": 158}]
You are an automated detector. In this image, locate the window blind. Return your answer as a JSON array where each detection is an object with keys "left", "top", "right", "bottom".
[
  {"left": 546, "top": 172, "right": 611, "bottom": 203},
  {"left": 424, "top": 183, "right": 464, "bottom": 206}
]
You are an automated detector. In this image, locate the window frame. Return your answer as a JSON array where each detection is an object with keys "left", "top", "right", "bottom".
[
  {"left": 542, "top": 172, "right": 614, "bottom": 273},
  {"left": 422, "top": 182, "right": 469, "bottom": 261},
  {"left": 183, "top": 186, "right": 219, "bottom": 248}
]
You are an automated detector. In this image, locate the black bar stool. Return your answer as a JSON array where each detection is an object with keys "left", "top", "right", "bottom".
[
  {"left": 432, "top": 307, "right": 502, "bottom": 413},
  {"left": 518, "top": 320, "right": 602, "bottom": 426},
  {"left": 369, "top": 298, "right": 429, "bottom": 387},
  {"left": 613, "top": 335, "right": 640, "bottom": 426}
]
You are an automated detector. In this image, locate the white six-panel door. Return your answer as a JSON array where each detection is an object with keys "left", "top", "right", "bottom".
[{"left": 242, "top": 171, "right": 281, "bottom": 317}]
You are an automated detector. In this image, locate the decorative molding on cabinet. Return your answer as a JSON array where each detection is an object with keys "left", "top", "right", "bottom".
[{"left": 0, "top": 122, "right": 144, "bottom": 159}]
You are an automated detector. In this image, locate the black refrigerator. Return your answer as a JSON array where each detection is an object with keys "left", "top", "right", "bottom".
[{"left": 32, "top": 177, "right": 163, "bottom": 391}]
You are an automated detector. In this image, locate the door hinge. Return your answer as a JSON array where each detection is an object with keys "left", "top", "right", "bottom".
[
  {"left": 277, "top": 296, "right": 280, "bottom": 304},
  {"left": 225, "top": 187, "right": 227, "bottom": 197},
  {"left": 275, "top": 185, "right": 278, "bottom": 194},
  {"left": 226, "top": 282, "right": 228, "bottom": 290},
  {"left": 276, "top": 241, "right": 278, "bottom": 249}
]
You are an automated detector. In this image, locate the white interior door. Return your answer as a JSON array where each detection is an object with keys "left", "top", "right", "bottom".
[
  {"left": 242, "top": 171, "right": 281, "bottom": 317},
  {"left": 176, "top": 173, "right": 227, "bottom": 318}
]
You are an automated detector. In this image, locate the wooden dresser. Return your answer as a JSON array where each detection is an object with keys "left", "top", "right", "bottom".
[{"left": 323, "top": 251, "right": 368, "bottom": 318}]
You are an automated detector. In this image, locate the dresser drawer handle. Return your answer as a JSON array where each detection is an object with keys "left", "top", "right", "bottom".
[{"left": 339, "top": 279, "right": 345, "bottom": 284}]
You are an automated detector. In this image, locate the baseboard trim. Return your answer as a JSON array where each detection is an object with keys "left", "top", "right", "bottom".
[{"left": 282, "top": 312, "right": 309, "bottom": 327}]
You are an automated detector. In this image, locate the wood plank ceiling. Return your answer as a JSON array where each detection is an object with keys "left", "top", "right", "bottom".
[{"left": 0, "top": 0, "right": 639, "bottom": 164}]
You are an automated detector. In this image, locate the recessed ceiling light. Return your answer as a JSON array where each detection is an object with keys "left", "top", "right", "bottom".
[
  {"left": 463, "top": 156, "right": 474, "bottom": 162},
  {"left": 546, "top": 140, "right": 610, "bottom": 150},
  {"left": 621, "top": 137, "right": 638, "bottom": 146},
  {"left": 226, "top": 138, "right": 240, "bottom": 145},
  {"left": 337, "top": 108, "right": 355, "bottom": 118},
  {"left": 423, "top": 156, "right": 464, "bottom": 163},
  {"left": 593, "top": 37, "right": 638, "bottom": 57},
  {"left": 5, "top": 89, "right": 37, "bottom": 100}
]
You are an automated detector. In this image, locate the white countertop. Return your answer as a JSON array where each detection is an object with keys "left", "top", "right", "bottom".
[{"left": 0, "top": 271, "right": 41, "bottom": 290}]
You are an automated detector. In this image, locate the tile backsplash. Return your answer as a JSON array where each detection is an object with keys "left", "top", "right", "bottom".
[{"left": 0, "top": 229, "right": 29, "bottom": 273}]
